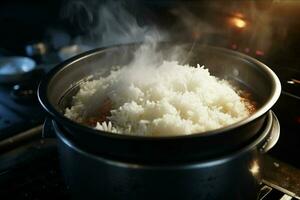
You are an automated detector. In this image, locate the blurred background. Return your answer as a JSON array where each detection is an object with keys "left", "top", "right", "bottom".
[{"left": 0, "top": 0, "right": 300, "bottom": 66}]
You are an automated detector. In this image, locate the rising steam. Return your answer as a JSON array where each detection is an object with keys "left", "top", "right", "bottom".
[
  {"left": 61, "top": 0, "right": 166, "bottom": 47},
  {"left": 61, "top": 0, "right": 184, "bottom": 117}
]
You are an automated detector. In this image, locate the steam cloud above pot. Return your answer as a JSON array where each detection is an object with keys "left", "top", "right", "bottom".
[{"left": 61, "top": 0, "right": 166, "bottom": 47}]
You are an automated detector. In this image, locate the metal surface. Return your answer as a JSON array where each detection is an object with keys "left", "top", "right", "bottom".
[
  {"left": 262, "top": 156, "right": 300, "bottom": 198},
  {"left": 58, "top": 44, "right": 92, "bottom": 61},
  {"left": 0, "top": 125, "right": 42, "bottom": 152},
  {"left": 53, "top": 111, "right": 278, "bottom": 200},
  {"left": 259, "top": 111, "right": 280, "bottom": 153}
]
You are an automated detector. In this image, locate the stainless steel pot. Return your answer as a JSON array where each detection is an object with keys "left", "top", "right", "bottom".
[
  {"left": 46, "top": 110, "right": 279, "bottom": 200},
  {"left": 38, "top": 43, "right": 281, "bottom": 199}
]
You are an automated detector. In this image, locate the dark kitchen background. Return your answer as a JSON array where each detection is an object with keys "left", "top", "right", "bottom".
[{"left": 0, "top": 0, "right": 299, "bottom": 199}]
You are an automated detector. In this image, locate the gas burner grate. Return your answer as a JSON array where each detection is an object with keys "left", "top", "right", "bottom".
[{"left": 259, "top": 181, "right": 300, "bottom": 200}]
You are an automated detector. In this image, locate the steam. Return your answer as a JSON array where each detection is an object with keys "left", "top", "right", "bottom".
[
  {"left": 61, "top": 1, "right": 276, "bottom": 56},
  {"left": 247, "top": 2, "right": 273, "bottom": 52},
  {"left": 62, "top": 0, "right": 166, "bottom": 47},
  {"left": 93, "top": 1, "right": 162, "bottom": 46},
  {"left": 61, "top": 0, "right": 187, "bottom": 80},
  {"left": 61, "top": 0, "right": 183, "bottom": 116},
  {"left": 61, "top": 0, "right": 97, "bottom": 33},
  {"left": 61, "top": 1, "right": 277, "bottom": 120},
  {"left": 58, "top": 2, "right": 187, "bottom": 97},
  {"left": 170, "top": 1, "right": 274, "bottom": 53}
]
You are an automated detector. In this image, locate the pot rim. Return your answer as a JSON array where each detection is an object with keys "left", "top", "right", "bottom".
[{"left": 38, "top": 43, "right": 281, "bottom": 141}]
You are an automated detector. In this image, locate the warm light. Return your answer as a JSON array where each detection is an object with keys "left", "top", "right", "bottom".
[
  {"left": 296, "top": 117, "right": 300, "bottom": 124},
  {"left": 231, "top": 44, "right": 237, "bottom": 49},
  {"left": 230, "top": 17, "right": 247, "bottom": 29},
  {"left": 235, "top": 13, "right": 244, "bottom": 18},
  {"left": 249, "top": 160, "right": 260, "bottom": 175},
  {"left": 255, "top": 50, "right": 265, "bottom": 56}
]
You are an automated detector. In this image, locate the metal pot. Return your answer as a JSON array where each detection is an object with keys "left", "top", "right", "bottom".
[{"left": 38, "top": 43, "right": 281, "bottom": 199}]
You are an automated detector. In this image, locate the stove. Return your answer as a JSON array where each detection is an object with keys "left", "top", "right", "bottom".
[{"left": 0, "top": 1, "right": 299, "bottom": 199}]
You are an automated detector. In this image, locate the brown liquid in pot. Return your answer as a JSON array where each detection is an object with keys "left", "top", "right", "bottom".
[{"left": 84, "top": 98, "right": 112, "bottom": 126}]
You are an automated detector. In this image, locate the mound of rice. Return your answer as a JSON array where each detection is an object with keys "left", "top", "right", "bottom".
[{"left": 65, "top": 61, "right": 252, "bottom": 136}]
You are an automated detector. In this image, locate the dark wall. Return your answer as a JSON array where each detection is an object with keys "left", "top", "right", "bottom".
[
  {"left": 0, "top": 0, "right": 66, "bottom": 54},
  {"left": 0, "top": 0, "right": 146, "bottom": 54}
]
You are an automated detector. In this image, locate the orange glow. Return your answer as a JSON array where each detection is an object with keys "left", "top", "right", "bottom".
[
  {"left": 231, "top": 44, "right": 237, "bottom": 49},
  {"left": 296, "top": 117, "right": 300, "bottom": 124},
  {"left": 235, "top": 13, "right": 244, "bottom": 18},
  {"left": 249, "top": 160, "right": 260, "bottom": 175},
  {"left": 230, "top": 17, "right": 247, "bottom": 29},
  {"left": 255, "top": 50, "right": 265, "bottom": 56}
]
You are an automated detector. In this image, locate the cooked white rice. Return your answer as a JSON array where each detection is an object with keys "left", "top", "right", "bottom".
[{"left": 64, "top": 61, "right": 252, "bottom": 136}]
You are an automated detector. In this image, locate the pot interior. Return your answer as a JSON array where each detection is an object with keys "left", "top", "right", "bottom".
[{"left": 49, "top": 43, "right": 275, "bottom": 117}]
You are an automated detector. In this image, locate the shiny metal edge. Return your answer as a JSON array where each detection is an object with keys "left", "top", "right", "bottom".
[
  {"left": 0, "top": 125, "right": 43, "bottom": 151},
  {"left": 262, "top": 179, "right": 300, "bottom": 199}
]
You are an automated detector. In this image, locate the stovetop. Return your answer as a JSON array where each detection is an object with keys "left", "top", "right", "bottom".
[
  {"left": 0, "top": 85, "right": 44, "bottom": 140},
  {"left": 0, "top": 138, "right": 299, "bottom": 200}
]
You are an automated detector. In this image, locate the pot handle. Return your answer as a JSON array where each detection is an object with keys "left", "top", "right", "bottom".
[
  {"left": 42, "top": 118, "right": 56, "bottom": 138},
  {"left": 259, "top": 111, "right": 280, "bottom": 153}
]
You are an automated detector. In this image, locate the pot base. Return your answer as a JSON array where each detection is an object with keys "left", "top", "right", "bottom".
[{"left": 54, "top": 111, "right": 279, "bottom": 200}]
